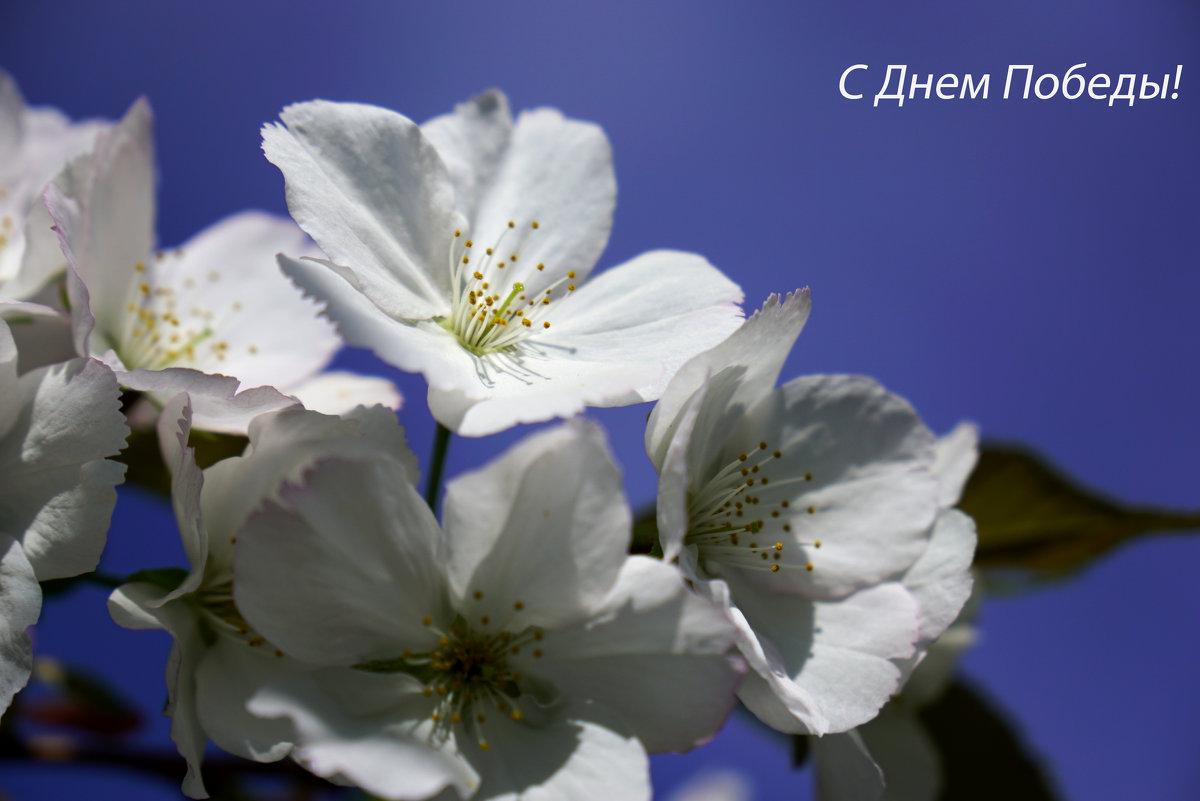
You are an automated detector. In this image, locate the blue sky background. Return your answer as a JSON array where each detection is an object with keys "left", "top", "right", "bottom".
[{"left": 2, "top": 1, "right": 1198, "bottom": 799}]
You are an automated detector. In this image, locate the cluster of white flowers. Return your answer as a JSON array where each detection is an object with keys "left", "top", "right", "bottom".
[{"left": 1, "top": 69, "right": 977, "bottom": 801}]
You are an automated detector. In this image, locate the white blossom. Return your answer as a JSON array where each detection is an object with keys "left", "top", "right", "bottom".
[
  {"left": 44, "top": 100, "right": 400, "bottom": 434},
  {"left": 0, "top": 318, "right": 127, "bottom": 720},
  {"left": 647, "top": 292, "right": 977, "bottom": 736},
  {"left": 108, "top": 395, "right": 414, "bottom": 797},
  {"left": 0, "top": 69, "right": 109, "bottom": 302},
  {"left": 233, "top": 420, "right": 743, "bottom": 801},
  {"left": 263, "top": 91, "right": 743, "bottom": 436}
]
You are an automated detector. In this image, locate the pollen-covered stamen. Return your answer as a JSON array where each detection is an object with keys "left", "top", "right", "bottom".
[
  {"left": 685, "top": 440, "right": 822, "bottom": 574},
  {"left": 110, "top": 250, "right": 249, "bottom": 371},
  {"left": 192, "top": 580, "right": 285, "bottom": 654},
  {"left": 441, "top": 220, "right": 575, "bottom": 355},
  {"left": 355, "top": 612, "right": 545, "bottom": 747}
]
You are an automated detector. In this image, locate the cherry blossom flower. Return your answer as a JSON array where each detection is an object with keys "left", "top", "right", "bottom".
[
  {"left": 0, "top": 318, "right": 127, "bottom": 720},
  {"left": 108, "top": 395, "right": 414, "bottom": 797},
  {"left": 44, "top": 100, "right": 400, "bottom": 434},
  {"left": 233, "top": 420, "right": 743, "bottom": 801},
  {"left": 0, "top": 69, "right": 109, "bottom": 303},
  {"left": 263, "top": 91, "right": 743, "bottom": 436},
  {"left": 647, "top": 292, "right": 976, "bottom": 736}
]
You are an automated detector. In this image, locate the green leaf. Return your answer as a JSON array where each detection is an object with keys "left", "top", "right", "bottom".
[
  {"left": 960, "top": 444, "right": 1200, "bottom": 578},
  {"left": 918, "top": 679, "right": 1060, "bottom": 801}
]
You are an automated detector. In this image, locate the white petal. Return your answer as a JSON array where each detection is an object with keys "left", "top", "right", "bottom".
[
  {"left": 234, "top": 456, "right": 446, "bottom": 666},
  {"left": 931, "top": 422, "right": 979, "bottom": 508},
  {"left": 427, "top": 353, "right": 661, "bottom": 437},
  {"left": 249, "top": 670, "right": 479, "bottom": 801},
  {"left": 666, "top": 771, "right": 755, "bottom": 801},
  {"left": 536, "top": 557, "right": 742, "bottom": 753},
  {"left": 542, "top": 249, "right": 743, "bottom": 399},
  {"left": 442, "top": 420, "right": 629, "bottom": 629},
  {"left": 647, "top": 291, "right": 811, "bottom": 470},
  {"left": 812, "top": 730, "right": 885, "bottom": 801},
  {"left": 263, "top": 101, "right": 459, "bottom": 319},
  {"left": 464, "top": 700, "right": 650, "bottom": 801},
  {"left": 0, "top": 357, "right": 127, "bottom": 580},
  {"left": 195, "top": 638, "right": 295, "bottom": 763},
  {"left": 421, "top": 90, "right": 513, "bottom": 223},
  {"left": 902, "top": 509, "right": 976, "bottom": 647},
  {"left": 724, "top": 572, "right": 918, "bottom": 734},
  {"left": 147, "top": 211, "right": 340, "bottom": 391},
  {"left": 0, "top": 301, "right": 76, "bottom": 373},
  {"left": 467, "top": 107, "right": 615, "bottom": 291},
  {"left": 656, "top": 382, "right": 710, "bottom": 563},
  {"left": 155, "top": 394, "right": 208, "bottom": 597},
  {"left": 201, "top": 405, "right": 419, "bottom": 572},
  {"left": 116, "top": 366, "right": 298, "bottom": 435},
  {"left": 44, "top": 99, "right": 155, "bottom": 352},
  {"left": 107, "top": 582, "right": 210, "bottom": 798},
  {"left": 0, "top": 536, "right": 39, "bottom": 722},
  {"left": 689, "top": 573, "right": 828, "bottom": 734},
  {"left": 286, "top": 371, "right": 402, "bottom": 416}
]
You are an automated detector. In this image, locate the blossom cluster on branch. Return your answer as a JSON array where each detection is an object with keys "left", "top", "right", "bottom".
[{"left": 0, "top": 69, "right": 977, "bottom": 801}]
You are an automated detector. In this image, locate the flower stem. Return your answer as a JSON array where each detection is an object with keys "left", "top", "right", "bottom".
[{"left": 424, "top": 423, "right": 453, "bottom": 511}]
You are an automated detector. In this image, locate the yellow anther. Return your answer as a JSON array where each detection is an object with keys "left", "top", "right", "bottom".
[
  {"left": 134, "top": 261, "right": 145, "bottom": 272},
  {"left": 771, "top": 564, "right": 780, "bottom": 572},
  {"left": 511, "top": 710, "right": 524, "bottom": 721},
  {"left": 479, "top": 741, "right": 491, "bottom": 751},
  {"left": 465, "top": 240, "right": 473, "bottom": 247},
  {"left": 806, "top": 563, "right": 814, "bottom": 571},
  {"left": 451, "top": 712, "right": 462, "bottom": 723},
  {"left": 476, "top": 714, "right": 487, "bottom": 723},
  {"left": 480, "top": 616, "right": 490, "bottom": 625},
  {"left": 455, "top": 230, "right": 461, "bottom": 237},
  {"left": 462, "top": 256, "right": 470, "bottom": 264},
  {"left": 773, "top": 450, "right": 783, "bottom": 458},
  {"left": 804, "top": 472, "right": 813, "bottom": 481},
  {"left": 533, "top": 631, "right": 544, "bottom": 641},
  {"left": 759, "top": 441, "right": 768, "bottom": 450},
  {"left": 537, "top": 263, "right": 545, "bottom": 271},
  {"left": 474, "top": 271, "right": 483, "bottom": 280},
  {"left": 514, "top": 601, "right": 524, "bottom": 611},
  {"left": 531, "top": 221, "right": 539, "bottom": 229},
  {"left": 522, "top": 318, "right": 532, "bottom": 327},
  {"left": 542, "top": 321, "right": 550, "bottom": 328},
  {"left": 507, "top": 221, "right": 515, "bottom": 228},
  {"left": 814, "top": 540, "right": 822, "bottom": 548},
  {"left": 422, "top": 616, "right": 433, "bottom": 626},
  {"left": 567, "top": 270, "right": 576, "bottom": 278},
  {"left": 473, "top": 590, "right": 484, "bottom": 600},
  {"left": 567, "top": 284, "right": 575, "bottom": 291},
  {"left": 774, "top": 542, "right": 783, "bottom": 551}
]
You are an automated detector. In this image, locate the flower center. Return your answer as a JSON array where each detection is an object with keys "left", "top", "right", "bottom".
[
  {"left": 686, "top": 439, "right": 822, "bottom": 574},
  {"left": 193, "top": 579, "right": 286, "bottom": 657},
  {"left": 354, "top": 609, "right": 549, "bottom": 751},
  {"left": 111, "top": 252, "right": 249, "bottom": 371},
  {"left": 439, "top": 220, "right": 577, "bottom": 358}
]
